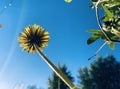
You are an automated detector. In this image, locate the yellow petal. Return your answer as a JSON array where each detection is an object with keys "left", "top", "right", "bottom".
[{"left": 33, "top": 24, "right": 39, "bottom": 30}]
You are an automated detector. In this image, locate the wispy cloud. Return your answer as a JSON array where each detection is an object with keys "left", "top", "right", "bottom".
[{"left": 14, "top": 83, "right": 25, "bottom": 89}]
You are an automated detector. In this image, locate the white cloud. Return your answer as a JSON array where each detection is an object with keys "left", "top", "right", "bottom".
[{"left": 14, "top": 83, "right": 25, "bottom": 89}]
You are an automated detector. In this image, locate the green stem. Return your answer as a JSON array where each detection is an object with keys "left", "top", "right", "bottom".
[{"left": 35, "top": 46, "right": 77, "bottom": 89}]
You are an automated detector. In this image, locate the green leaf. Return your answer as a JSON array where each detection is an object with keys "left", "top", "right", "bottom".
[
  {"left": 87, "top": 35, "right": 100, "bottom": 45},
  {"left": 90, "top": 0, "right": 98, "bottom": 2},
  {"left": 87, "top": 30, "right": 101, "bottom": 33},
  {"left": 102, "top": 4, "right": 114, "bottom": 18},
  {"left": 111, "top": 35, "right": 119, "bottom": 40},
  {"left": 109, "top": 42, "right": 115, "bottom": 50},
  {"left": 103, "top": 14, "right": 110, "bottom": 21}
]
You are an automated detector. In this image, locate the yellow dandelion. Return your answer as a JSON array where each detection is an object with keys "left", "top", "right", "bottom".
[
  {"left": 18, "top": 24, "right": 77, "bottom": 89},
  {"left": 18, "top": 24, "right": 50, "bottom": 53}
]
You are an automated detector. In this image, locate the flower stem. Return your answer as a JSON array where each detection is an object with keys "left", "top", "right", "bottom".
[{"left": 35, "top": 45, "right": 78, "bottom": 89}]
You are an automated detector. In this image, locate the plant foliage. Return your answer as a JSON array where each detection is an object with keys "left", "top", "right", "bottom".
[{"left": 87, "top": 0, "right": 120, "bottom": 50}]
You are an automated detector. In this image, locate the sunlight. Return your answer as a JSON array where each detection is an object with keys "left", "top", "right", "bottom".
[
  {"left": 0, "top": 0, "right": 16, "bottom": 75},
  {"left": 0, "top": 44, "right": 16, "bottom": 75},
  {"left": 0, "top": 0, "right": 27, "bottom": 81},
  {"left": 0, "top": 81, "right": 11, "bottom": 89},
  {"left": 0, "top": 85, "right": 8, "bottom": 89}
]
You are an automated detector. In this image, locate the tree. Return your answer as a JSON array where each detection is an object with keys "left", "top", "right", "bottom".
[
  {"left": 48, "top": 64, "right": 74, "bottom": 89},
  {"left": 26, "top": 85, "right": 44, "bottom": 89},
  {"left": 78, "top": 55, "right": 120, "bottom": 89}
]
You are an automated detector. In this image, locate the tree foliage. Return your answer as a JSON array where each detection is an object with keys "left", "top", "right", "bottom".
[
  {"left": 87, "top": 0, "right": 120, "bottom": 49},
  {"left": 48, "top": 64, "right": 74, "bottom": 89},
  {"left": 78, "top": 55, "right": 120, "bottom": 89},
  {"left": 26, "top": 85, "right": 44, "bottom": 89}
]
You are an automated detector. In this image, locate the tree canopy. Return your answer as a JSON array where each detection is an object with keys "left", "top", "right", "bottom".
[
  {"left": 48, "top": 64, "right": 74, "bottom": 89},
  {"left": 26, "top": 85, "right": 44, "bottom": 89},
  {"left": 78, "top": 55, "right": 120, "bottom": 89}
]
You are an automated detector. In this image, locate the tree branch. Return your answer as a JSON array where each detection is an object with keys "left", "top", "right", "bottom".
[
  {"left": 88, "top": 41, "right": 107, "bottom": 60},
  {"left": 95, "top": 5, "right": 111, "bottom": 42},
  {"left": 95, "top": 3, "right": 120, "bottom": 44}
]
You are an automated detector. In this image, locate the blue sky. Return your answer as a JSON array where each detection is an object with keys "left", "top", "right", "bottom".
[{"left": 0, "top": 0, "right": 120, "bottom": 89}]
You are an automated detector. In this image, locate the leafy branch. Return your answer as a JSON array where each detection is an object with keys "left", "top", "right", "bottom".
[
  {"left": 88, "top": 0, "right": 120, "bottom": 60},
  {"left": 95, "top": 2, "right": 111, "bottom": 42}
]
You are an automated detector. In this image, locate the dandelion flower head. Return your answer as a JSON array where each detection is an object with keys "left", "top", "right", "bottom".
[{"left": 18, "top": 24, "right": 50, "bottom": 53}]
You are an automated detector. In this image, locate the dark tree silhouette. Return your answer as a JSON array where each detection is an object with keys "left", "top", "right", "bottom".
[
  {"left": 78, "top": 55, "right": 120, "bottom": 89},
  {"left": 26, "top": 85, "right": 44, "bottom": 89},
  {"left": 48, "top": 64, "right": 74, "bottom": 89}
]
